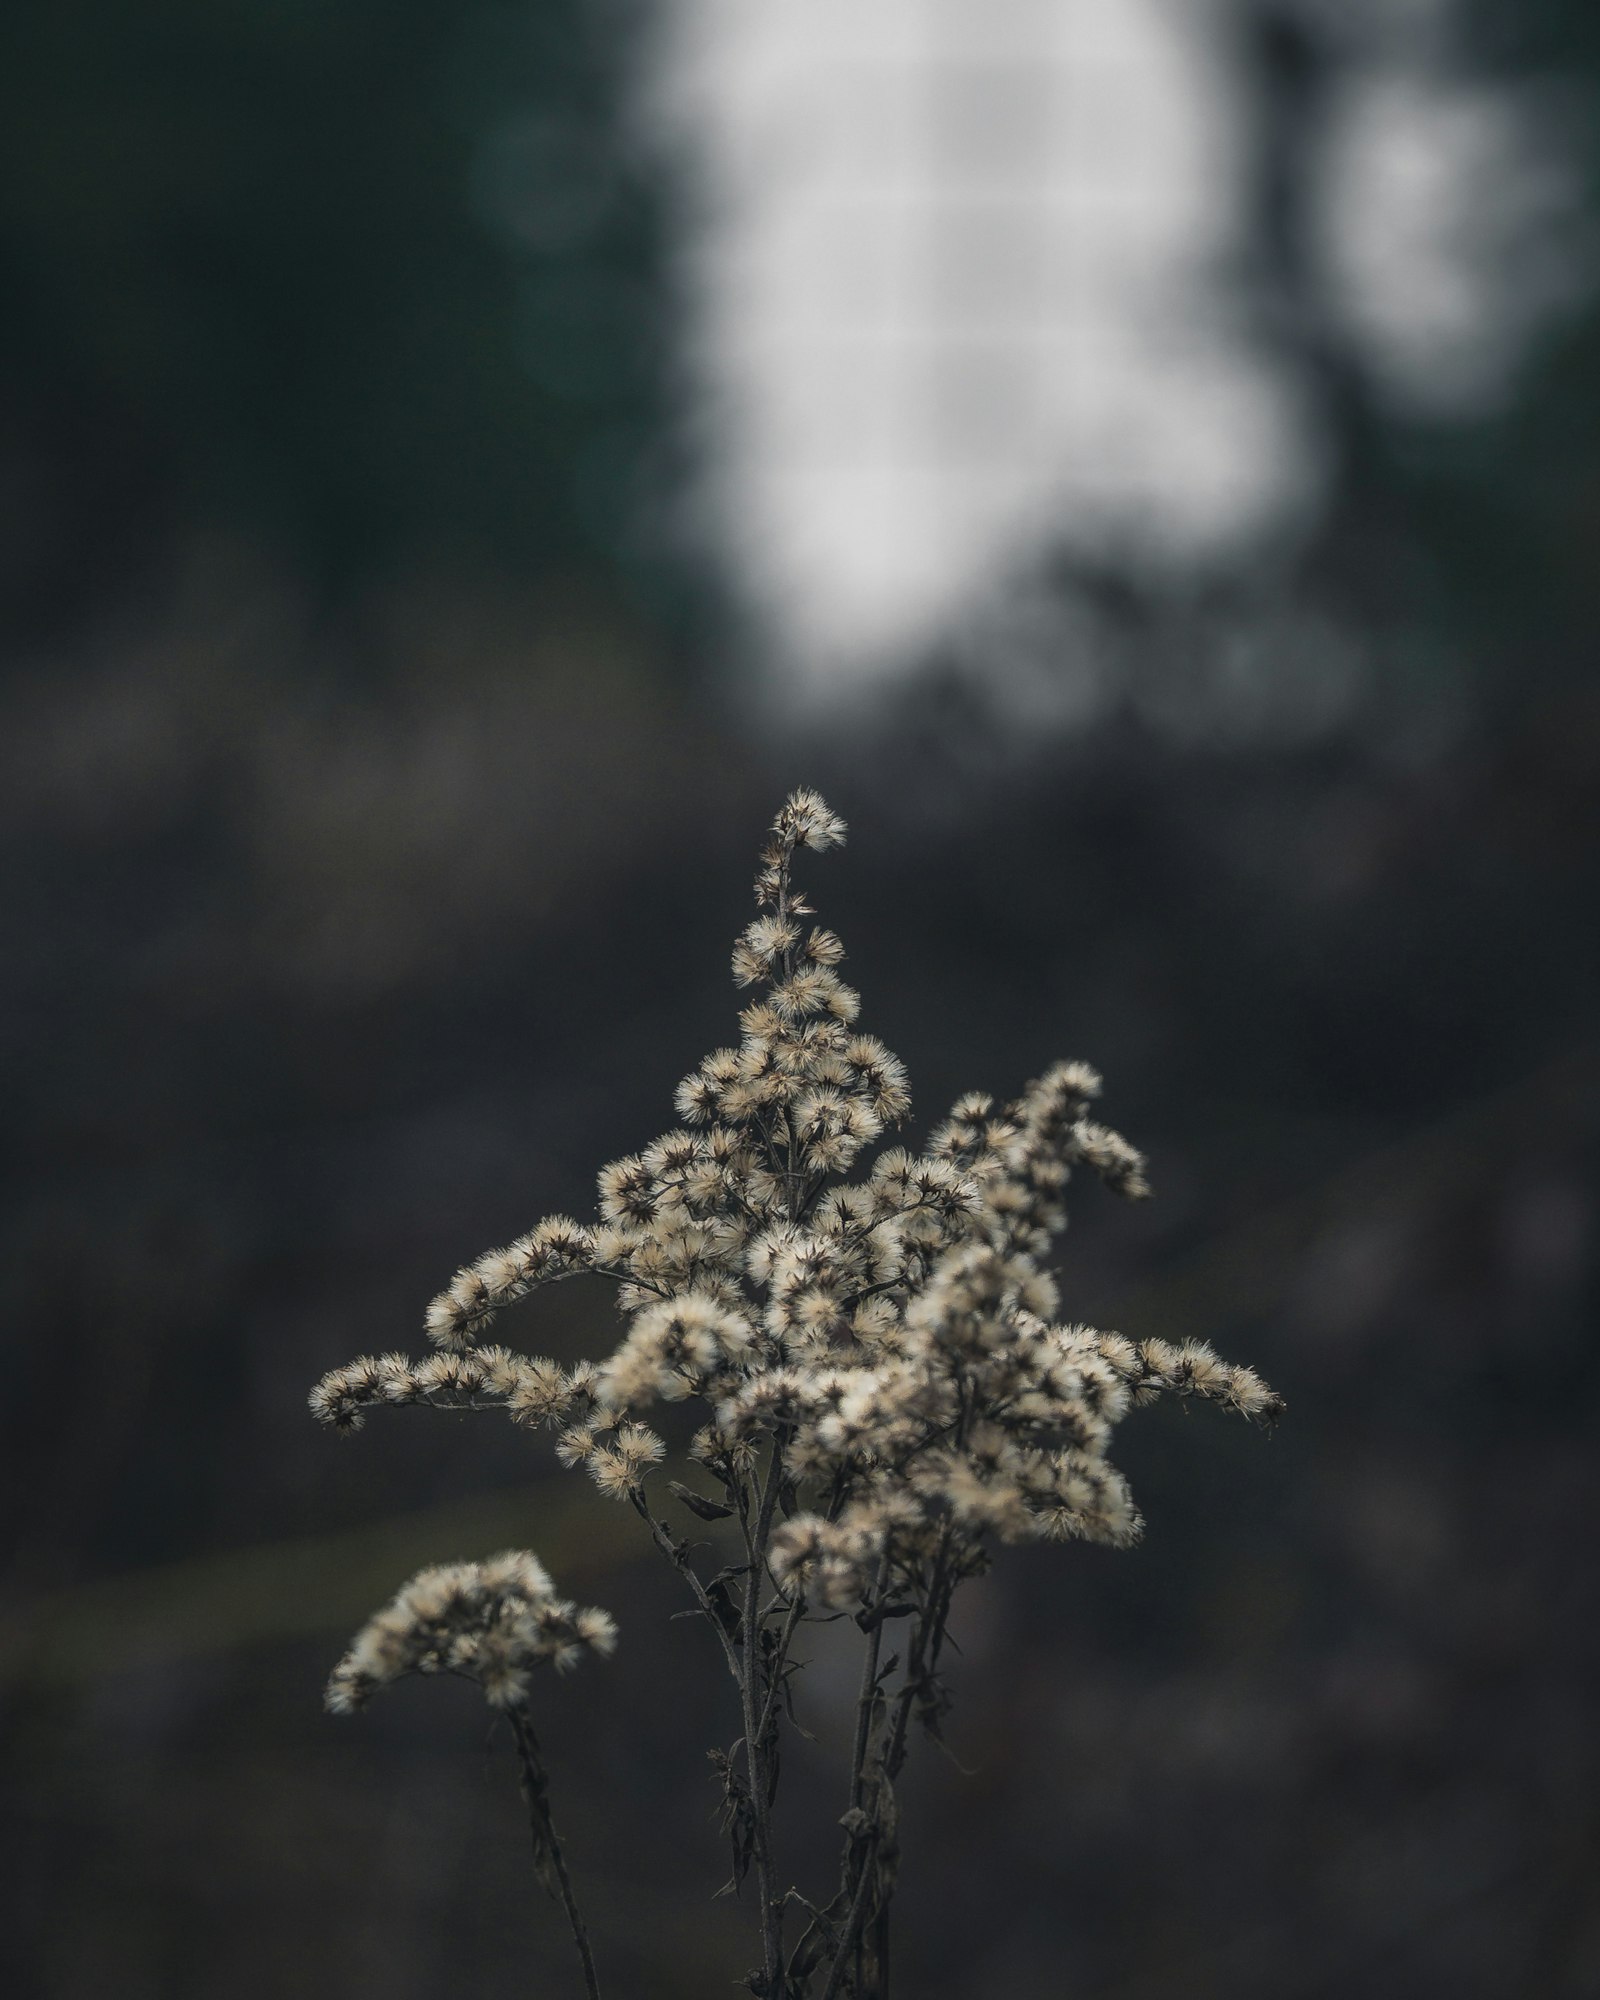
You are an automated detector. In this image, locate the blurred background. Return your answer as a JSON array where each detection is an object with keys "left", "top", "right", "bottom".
[{"left": 3, "top": 0, "right": 1597, "bottom": 1994}]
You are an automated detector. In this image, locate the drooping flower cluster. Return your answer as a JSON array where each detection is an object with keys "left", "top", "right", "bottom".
[{"left": 325, "top": 1551, "right": 617, "bottom": 1714}]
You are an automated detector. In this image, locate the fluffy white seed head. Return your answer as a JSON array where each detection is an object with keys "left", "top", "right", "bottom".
[{"left": 311, "top": 787, "right": 1280, "bottom": 1747}]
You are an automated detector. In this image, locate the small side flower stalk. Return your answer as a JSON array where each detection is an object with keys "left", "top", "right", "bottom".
[
  {"left": 313, "top": 791, "right": 1282, "bottom": 1998},
  {"left": 325, "top": 1553, "right": 614, "bottom": 2000}
]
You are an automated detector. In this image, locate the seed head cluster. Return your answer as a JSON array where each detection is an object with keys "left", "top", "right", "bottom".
[
  {"left": 325, "top": 1551, "right": 617, "bottom": 1715},
  {"left": 313, "top": 787, "right": 1279, "bottom": 1609},
  {"left": 310, "top": 788, "right": 1282, "bottom": 1996}
]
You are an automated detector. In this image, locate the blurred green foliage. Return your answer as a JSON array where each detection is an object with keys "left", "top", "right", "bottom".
[{"left": 0, "top": 0, "right": 677, "bottom": 622}]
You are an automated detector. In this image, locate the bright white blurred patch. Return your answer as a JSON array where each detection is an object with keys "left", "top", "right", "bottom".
[
  {"left": 1317, "top": 68, "right": 1579, "bottom": 415},
  {"left": 651, "top": 1, "right": 1572, "bottom": 701},
  {"left": 655, "top": 0, "right": 1318, "bottom": 697}
]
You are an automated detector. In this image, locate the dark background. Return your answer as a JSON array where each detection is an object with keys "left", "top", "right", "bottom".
[{"left": 3, "top": 4, "right": 1597, "bottom": 1996}]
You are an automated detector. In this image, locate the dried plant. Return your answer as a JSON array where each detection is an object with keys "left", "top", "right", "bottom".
[{"left": 311, "top": 790, "right": 1282, "bottom": 1997}]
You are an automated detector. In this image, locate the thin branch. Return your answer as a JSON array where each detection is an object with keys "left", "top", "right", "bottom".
[
  {"left": 753, "top": 1592, "right": 807, "bottom": 1746},
  {"left": 848, "top": 1557, "right": 893, "bottom": 1815},
  {"left": 739, "top": 1437, "right": 789, "bottom": 1994},
  {"left": 629, "top": 1490, "right": 741, "bottom": 1681},
  {"left": 508, "top": 1708, "right": 603, "bottom": 2000},
  {"left": 754, "top": 1461, "right": 849, "bottom": 1753},
  {"left": 817, "top": 1849, "right": 878, "bottom": 2000},
  {"left": 819, "top": 1384, "right": 976, "bottom": 1999}
]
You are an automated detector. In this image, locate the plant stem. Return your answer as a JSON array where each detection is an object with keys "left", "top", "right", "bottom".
[
  {"left": 630, "top": 1490, "right": 742, "bottom": 1681},
  {"left": 741, "top": 1438, "right": 788, "bottom": 1994},
  {"left": 824, "top": 1390, "right": 975, "bottom": 1996},
  {"left": 818, "top": 1847, "right": 878, "bottom": 2000},
  {"left": 855, "top": 1543, "right": 962, "bottom": 2000},
  {"left": 754, "top": 1593, "right": 807, "bottom": 1746},
  {"left": 509, "top": 1708, "right": 602, "bottom": 2000},
  {"left": 843, "top": 1562, "right": 892, "bottom": 1998},
  {"left": 848, "top": 1559, "right": 892, "bottom": 1814}
]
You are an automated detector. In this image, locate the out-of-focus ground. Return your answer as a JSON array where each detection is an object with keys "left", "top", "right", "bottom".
[{"left": 3, "top": 5, "right": 1598, "bottom": 1998}]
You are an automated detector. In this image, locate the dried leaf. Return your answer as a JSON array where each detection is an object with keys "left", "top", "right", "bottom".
[{"left": 669, "top": 1479, "right": 734, "bottom": 1522}]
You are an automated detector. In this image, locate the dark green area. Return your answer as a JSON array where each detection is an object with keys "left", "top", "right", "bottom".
[{"left": 0, "top": 0, "right": 681, "bottom": 628}]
